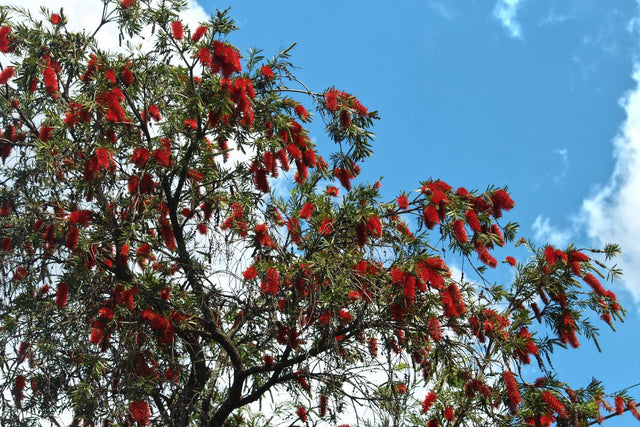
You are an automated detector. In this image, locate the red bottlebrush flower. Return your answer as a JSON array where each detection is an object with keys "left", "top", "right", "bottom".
[
  {"left": 569, "top": 261, "right": 581, "bottom": 275},
  {"left": 421, "top": 391, "right": 438, "bottom": 413},
  {"left": 210, "top": 40, "right": 242, "bottom": 77},
  {"left": 131, "top": 147, "right": 149, "bottom": 168},
  {"left": 568, "top": 251, "right": 590, "bottom": 262},
  {"left": 464, "top": 209, "right": 481, "bottom": 233},
  {"left": 444, "top": 406, "right": 455, "bottom": 421},
  {"left": 147, "top": 105, "right": 162, "bottom": 122},
  {"left": 129, "top": 400, "right": 150, "bottom": 426},
  {"left": 260, "top": 65, "right": 274, "bottom": 78},
  {"left": 152, "top": 138, "right": 172, "bottom": 167},
  {"left": 116, "top": 286, "right": 137, "bottom": 310},
  {"left": 158, "top": 287, "right": 171, "bottom": 301},
  {"left": 338, "top": 309, "right": 353, "bottom": 322},
  {"left": 423, "top": 205, "right": 440, "bottom": 229},
  {"left": 187, "top": 169, "right": 204, "bottom": 182},
  {"left": 105, "top": 69, "right": 116, "bottom": 84},
  {"left": 397, "top": 194, "right": 409, "bottom": 210},
  {"left": 475, "top": 242, "right": 497, "bottom": 268},
  {"left": 325, "top": 88, "right": 339, "bottom": 111},
  {"left": 0, "top": 67, "right": 15, "bottom": 85},
  {"left": 334, "top": 167, "right": 354, "bottom": 190},
  {"left": 349, "top": 290, "right": 361, "bottom": 301},
  {"left": 56, "top": 282, "right": 69, "bottom": 308},
  {"left": 296, "top": 407, "right": 308, "bottom": 422},
  {"left": 397, "top": 384, "right": 407, "bottom": 394},
  {"left": 505, "top": 256, "right": 517, "bottom": 266},
  {"left": 17, "top": 341, "right": 29, "bottom": 363},
  {"left": 428, "top": 317, "right": 442, "bottom": 342},
  {"left": 66, "top": 226, "right": 79, "bottom": 250},
  {"left": 196, "top": 46, "right": 212, "bottom": 67},
  {"left": 353, "top": 97, "right": 369, "bottom": 116},
  {"left": 541, "top": 391, "right": 568, "bottom": 418},
  {"left": 327, "top": 186, "right": 339, "bottom": 197},
  {"left": 159, "top": 221, "right": 176, "bottom": 251},
  {"left": 366, "top": 215, "right": 382, "bottom": 238},
  {"left": 260, "top": 267, "right": 279, "bottom": 295},
  {"left": 583, "top": 273, "right": 606, "bottom": 297},
  {"left": 42, "top": 66, "right": 58, "bottom": 97},
  {"left": 503, "top": 371, "right": 522, "bottom": 413},
  {"left": 456, "top": 186, "right": 470, "bottom": 198},
  {"left": 299, "top": 202, "right": 315, "bottom": 220},
  {"left": 0, "top": 26, "right": 13, "bottom": 53},
  {"left": 391, "top": 303, "right": 404, "bottom": 322},
  {"left": 171, "top": 21, "right": 184, "bottom": 40},
  {"left": 302, "top": 148, "right": 317, "bottom": 168},
  {"left": 544, "top": 245, "right": 556, "bottom": 265},
  {"left": 192, "top": 25, "right": 208, "bottom": 42},
  {"left": 368, "top": 337, "right": 378, "bottom": 357},
  {"left": 68, "top": 210, "right": 93, "bottom": 226},
  {"left": 285, "top": 143, "right": 302, "bottom": 160},
  {"left": 243, "top": 265, "right": 258, "bottom": 280},
  {"left": 1, "top": 237, "right": 11, "bottom": 252},
  {"left": 14, "top": 374, "right": 26, "bottom": 407},
  {"left": 40, "top": 123, "right": 54, "bottom": 142},
  {"left": 615, "top": 396, "right": 625, "bottom": 415},
  {"left": 97, "top": 87, "right": 127, "bottom": 122},
  {"left": 263, "top": 354, "right": 274, "bottom": 367},
  {"left": 64, "top": 102, "right": 92, "bottom": 127},
  {"left": 184, "top": 118, "right": 196, "bottom": 130},
  {"left": 340, "top": 109, "right": 352, "bottom": 128},
  {"left": 95, "top": 147, "right": 113, "bottom": 170},
  {"left": 89, "top": 319, "right": 106, "bottom": 345},
  {"left": 255, "top": 223, "right": 275, "bottom": 248},
  {"left": 121, "top": 0, "right": 136, "bottom": 8},
  {"left": 98, "top": 307, "right": 114, "bottom": 320},
  {"left": 122, "top": 67, "right": 134, "bottom": 86},
  {"left": 318, "top": 310, "right": 331, "bottom": 325},
  {"left": 404, "top": 275, "right": 416, "bottom": 306},
  {"left": 490, "top": 189, "right": 515, "bottom": 218},
  {"left": 319, "top": 394, "right": 329, "bottom": 417},
  {"left": 294, "top": 104, "right": 309, "bottom": 121},
  {"left": 318, "top": 218, "right": 333, "bottom": 235},
  {"left": 452, "top": 219, "right": 468, "bottom": 243}
]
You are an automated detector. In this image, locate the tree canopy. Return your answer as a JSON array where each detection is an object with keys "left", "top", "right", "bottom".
[{"left": 0, "top": 1, "right": 636, "bottom": 426}]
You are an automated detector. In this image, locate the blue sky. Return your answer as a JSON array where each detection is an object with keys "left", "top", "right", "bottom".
[{"left": 16, "top": 0, "right": 640, "bottom": 423}]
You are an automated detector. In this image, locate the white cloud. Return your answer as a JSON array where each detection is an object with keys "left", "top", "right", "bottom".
[
  {"left": 493, "top": 0, "right": 526, "bottom": 39},
  {"left": 427, "top": 1, "right": 453, "bottom": 20},
  {"left": 580, "top": 66, "right": 640, "bottom": 301},
  {"left": 531, "top": 215, "right": 572, "bottom": 248},
  {"left": 538, "top": 7, "right": 574, "bottom": 27},
  {"left": 17, "top": 0, "right": 208, "bottom": 53}
]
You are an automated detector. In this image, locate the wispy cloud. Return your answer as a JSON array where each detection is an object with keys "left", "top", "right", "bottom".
[
  {"left": 493, "top": 0, "right": 526, "bottom": 39},
  {"left": 538, "top": 7, "right": 574, "bottom": 27},
  {"left": 532, "top": 215, "right": 572, "bottom": 247},
  {"left": 580, "top": 66, "right": 640, "bottom": 301},
  {"left": 551, "top": 148, "right": 569, "bottom": 182},
  {"left": 427, "top": 1, "right": 453, "bottom": 20}
]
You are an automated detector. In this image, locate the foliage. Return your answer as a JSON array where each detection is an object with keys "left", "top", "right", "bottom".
[{"left": 0, "top": 1, "right": 636, "bottom": 426}]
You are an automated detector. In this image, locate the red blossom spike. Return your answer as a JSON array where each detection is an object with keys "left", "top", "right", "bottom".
[
  {"left": 192, "top": 25, "right": 208, "bottom": 42},
  {"left": 0, "top": 67, "right": 15, "bottom": 84},
  {"left": 421, "top": 391, "right": 437, "bottom": 413},
  {"left": 171, "top": 21, "right": 184, "bottom": 40}
]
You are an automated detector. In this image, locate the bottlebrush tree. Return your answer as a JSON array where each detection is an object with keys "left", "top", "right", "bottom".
[{"left": 0, "top": 1, "right": 635, "bottom": 426}]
